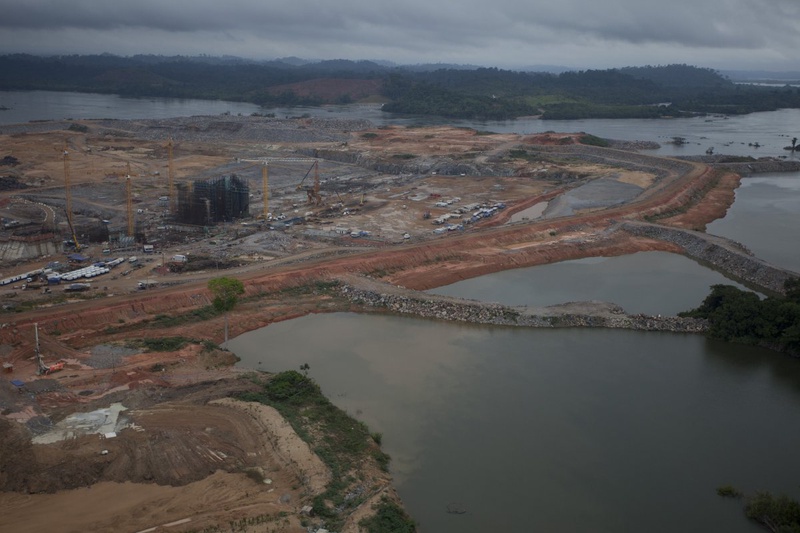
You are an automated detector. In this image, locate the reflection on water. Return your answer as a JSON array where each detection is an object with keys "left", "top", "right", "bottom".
[
  {"left": 429, "top": 251, "right": 752, "bottom": 315},
  {"left": 4, "top": 90, "right": 800, "bottom": 158},
  {"left": 0, "top": 90, "right": 260, "bottom": 125},
  {"left": 230, "top": 313, "right": 800, "bottom": 533},
  {"left": 707, "top": 174, "right": 800, "bottom": 272}
]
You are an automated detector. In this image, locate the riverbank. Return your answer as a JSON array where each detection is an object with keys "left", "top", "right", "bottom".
[
  {"left": 339, "top": 274, "right": 708, "bottom": 333},
  {"left": 622, "top": 221, "right": 798, "bottom": 295}
]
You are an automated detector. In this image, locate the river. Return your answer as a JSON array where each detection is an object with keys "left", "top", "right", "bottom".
[
  {"left": 229, "top": 314, "right": 800, "bottom": 533},
  {"left": 0, "top": 90, "right": 261, "bottom": 125},
  {"left": 428, "top": 251, "right": 755, "bottom": 316},
  {"left": 3, "top": 90, "right": 800, "bottom": 159},
  {"left": 5, "top": 90, "right": 800, "bottom": 531},
  {"left": 707, "top": 173, "right": 800, "bottom": 272}
]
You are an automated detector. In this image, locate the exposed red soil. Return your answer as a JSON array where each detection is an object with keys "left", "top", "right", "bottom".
[{"left": 0, "top": 130, "right": 742, "bottom": 532}]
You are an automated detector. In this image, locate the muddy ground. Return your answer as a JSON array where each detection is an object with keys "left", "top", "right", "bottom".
[{"left": 0, "top": 116, "right": 745, "bottom": 532}]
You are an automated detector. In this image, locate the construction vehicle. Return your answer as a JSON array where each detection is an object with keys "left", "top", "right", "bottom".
[{"left": 34, "top": 323, "right": 64, "bottom": 375}]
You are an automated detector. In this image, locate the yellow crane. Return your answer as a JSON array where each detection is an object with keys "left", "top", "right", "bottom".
[
  {"left": 235, "top": 157, "right": 321, "bottom": 217},
  {"left": 62, "top": 145, "right": 80, "bottom": 251},
  {"left": 293, "top": 160, "right": 323, "bottom": 207},
  {"left": 166, "top": 138, "right": 176, "bottom": 215},
  {"left": 126, "top": 175, "right": 134, "bottom": 237}
]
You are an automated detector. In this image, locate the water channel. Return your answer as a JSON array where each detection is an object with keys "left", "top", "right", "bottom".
[
  {"left": 707, "top": 173, "right": 800, "bottom": 273},
  {"left": 428, "top": 251, "right": 753, "bottom": 316},
  {"left": 4, "top": 90, "right": 800, "bottom": 531},
  {"left": 3, "top": 90, "right": 800, "bottom": 159}
]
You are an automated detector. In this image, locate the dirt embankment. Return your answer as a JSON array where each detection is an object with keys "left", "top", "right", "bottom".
[
  {"left": 0, "top": 380, "right": 310, "bottom": 533},
  {"left": 0, "top": 377, "right": 397, "bottom": 533}
]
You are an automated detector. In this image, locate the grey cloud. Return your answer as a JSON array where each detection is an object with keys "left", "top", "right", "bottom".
[{"left": 0, "top": 0, "right": 798, "bottom": 70}]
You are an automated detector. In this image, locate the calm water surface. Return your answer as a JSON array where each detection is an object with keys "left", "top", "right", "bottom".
[
  {"left": 0, "top": 90, "right": 260, "bottom": 125},
  {"left": 707, "top": 173, "right": 800, "bottom": 272},
  {"left": 3, "top": 90, "right": 800, "bottom": 158},
  {"left": 229, "top": 314, "right": 800, "bottom": 533},
  {"left": 428, "top": 251, "right": 753, "bottom": 315}
]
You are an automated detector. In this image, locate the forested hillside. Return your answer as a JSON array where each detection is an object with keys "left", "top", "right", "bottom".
[{"left": 3, "top": 55, "right": 800, "bottom": 120}]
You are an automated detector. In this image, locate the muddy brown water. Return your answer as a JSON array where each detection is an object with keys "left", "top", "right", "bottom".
[{"left": 230, "top": 313, "right": 800, "bottom": 533}]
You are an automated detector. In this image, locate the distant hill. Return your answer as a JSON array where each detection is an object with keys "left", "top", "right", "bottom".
[
  {"left": 619, "top": 64, "right": 731, "bottom": 87},
  {"left": 2, "top": 54, "right": 800, "bottom": 120}
]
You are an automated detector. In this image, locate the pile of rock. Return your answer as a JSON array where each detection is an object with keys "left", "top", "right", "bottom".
[{"left": 339, "top": 279, "right": 708, "bottom": 333}]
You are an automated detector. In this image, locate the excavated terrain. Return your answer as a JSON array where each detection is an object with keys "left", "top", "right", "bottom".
[{"left": 0, "top": 116, "right": 753, "bottom": 532}]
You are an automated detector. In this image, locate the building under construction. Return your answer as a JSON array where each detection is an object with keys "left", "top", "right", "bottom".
[{"left": 176, "top": 174, "right": 250, "bottom": 226}]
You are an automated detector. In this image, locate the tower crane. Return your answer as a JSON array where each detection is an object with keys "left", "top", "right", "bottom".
[
  {"left": 62, "top": 145, "right": 80, "bottom": 251},
  {"left": 126, "top": 175, "right": 134, "bottom": 237},
  {"left": 235, "top": 157, "right": 322, "bottom": 216},
  {"left": 166, "top": 138, "right": 176, "bottom": 215},
  {"left": 293, "top": 160, "right": 323, "bottom": 207}
]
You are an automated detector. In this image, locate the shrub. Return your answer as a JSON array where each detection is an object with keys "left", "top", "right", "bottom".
[
  {"left": 717, "top": 484, "right": 742, "bottom": 498},
  {"left": 140, "top": 336, "right": 190, "bottom": 352},
  {"left": 578, "top": 134, "right": 610, "bottom": 147},
  {"left": 359, "top": 496, "right": 416, "bottom": 533}
]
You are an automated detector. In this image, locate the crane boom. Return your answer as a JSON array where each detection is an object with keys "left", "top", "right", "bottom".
[
  {"left": 262, "top": 164, "right": 268, "bottom": 219},
  {"left": 236, "top": 157, "right": 320, "bottom": 217},
  {"left": 62, "top": 147, "right": 80, "bottom": 251},
  {"left": 126, "top": 176, "right": 134, "bottom": 237},
  {"left": 167, "top": 138, "right": 176, "bottom": 215}
]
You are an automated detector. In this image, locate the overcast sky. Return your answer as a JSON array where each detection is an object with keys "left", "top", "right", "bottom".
[{"left": 1, "top": 0, "right": 799, "bottom": 71}]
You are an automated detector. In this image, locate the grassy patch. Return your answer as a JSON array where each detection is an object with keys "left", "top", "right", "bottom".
[
  {"left": 278, "top": 280, "right": 341, "bottom": 298},
  {"left": 237, "top": 371, "right": 392, "bottom": 531},
  {"left": 578, "top": 134, "right": 610, "bottom": 147},
  {"left": 359, "top": 496, "right": 417, "bottom": 533},
  {"left": 149, "top": 306, "right": 222, "bottom": 328},
  {"left": 128, "top": 336, "right": 192, "bottom": 352},
  {"left": 716, "top": 484, "right": 742, "bottom": 498}
]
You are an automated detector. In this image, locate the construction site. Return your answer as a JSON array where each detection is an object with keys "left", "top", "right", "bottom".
[{"left": 0, "top": 113, "right": 762, "bottom": 532}]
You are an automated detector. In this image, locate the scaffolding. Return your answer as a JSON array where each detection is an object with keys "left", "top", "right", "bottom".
[{"left": 176, "top": 174, "right": 250, "bottom": 226}]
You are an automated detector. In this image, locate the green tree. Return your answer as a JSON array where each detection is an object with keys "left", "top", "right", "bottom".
[{"left": 208, "top": 276, "right": 244, "bottom": 344}]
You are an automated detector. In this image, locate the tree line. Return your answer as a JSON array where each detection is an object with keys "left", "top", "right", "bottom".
[
  {"left": 679, "top": 279, "right": 800, "bottom": 355},
  {"left": 4, "top": 54, "right": 800, "bottom": 120}
]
